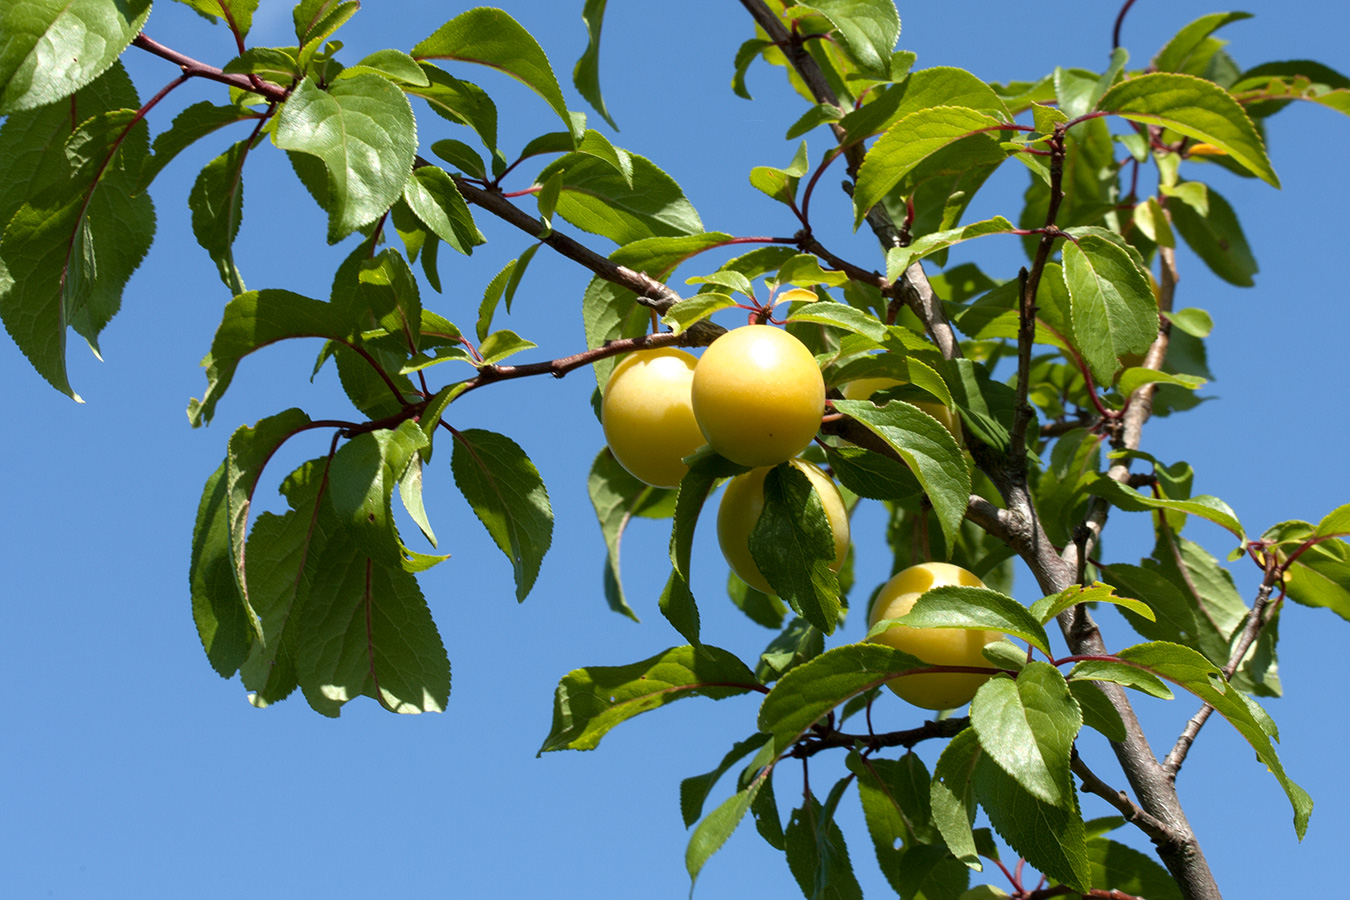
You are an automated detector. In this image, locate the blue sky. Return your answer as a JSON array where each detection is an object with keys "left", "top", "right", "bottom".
[{"left": 3, "top": 1, "right": 1348, "bottom": 897}]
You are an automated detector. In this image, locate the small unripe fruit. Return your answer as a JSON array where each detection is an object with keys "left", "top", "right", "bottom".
[
  {"left": 691, "top": 325, "right": 825, "bottom": 467},
  {"left": 601, "top": 348, "right": 706, "bottom": 488},
  {"left": 717, "top": 460, "right": 849, "bottom": 595},
  {"left": 867, "top": 562, "right": 1003, "bottom": 710}
]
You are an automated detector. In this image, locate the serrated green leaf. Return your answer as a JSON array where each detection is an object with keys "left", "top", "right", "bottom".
[
  {"left": 1153, "top": 12, "right": 1252, "bottom": 74},
  {"left": 189, "top": 289, "right": 353, "bottom": 426},
  {"left": 1132, "top": 197, "right": 1175, "bottom": 248},
  {"left": 573, "top": 0, "right": 618, "bottom": 130},
  {"left": 758, "top": 642, "right": 930, "bottom": 753},
  {"left": 841, "top": 67, "right": 1012, "bottom": 144},
  {"left": 1087, "top": 836, "right": 1184, "bottom": 900},
  {"left": 431, "top": 138, "right": 486, "bottom": 179},
  {"left": 477, "top": 329, "right": 536, "bottom": 365},
  {"left": 853, "top": 106, "right": 1011, "bottom": 229},
  {"left": 189, "top": 139, "right": 249, "bottom": 295},
  {"left": 413, "top": 7, "right": 579, "bottom": 141},
  {"left": 138, "top": 101, "right": 258, "bottom": 193},
  {"left": 588, "top": 447, "right": 672, "bottom": 621},
  {"left": 295, "top": 530, "right": 449, "bottom": 716},
  {"left": 0, "top": 72, "right": 156, "bottom": 398},
  {"left": 776, "top": 253, "right": 850, "bottom": 289},
  {"left": 1315, "top": 504, "right": 1350, "bottom": 539},
  {"left": 1066, "top": 658, "right": 1174, "bottom": 700},
  {"left": 1088, "top": 476, "right": 1243, "bottom": 538},
  {"left": 1031, "top": 582, "right": 1156, "bottom": 625},
  {"left": 1097, "top": 73, "right": 1278, "bottom": 186},
  {"left": 661, "top": 291, "right": 736, "bottom": 334},
  {"left": 407, "top": 63, "right": 499, "bottom": 151},
  {"left": 190, "top": 463, "right": 254, "bottom": 677},
  {"left": 1069, "top": 681, "right": 1127, "bottom": 742},
  {"left": 930, "top": 727, "right": 982, "bottom": 869},
  {"left": 327, "top": 422, "right": 427, "bottom": 565},
  {"left": 750, "top": 464, "right": 842, "bottom": 635},
  {"left": 867, "top": 584, "right": 1051, "bottom": 657},
  {"left": 969, "top": 663, "right": 1080, "bottom": 808},
  {"left": 0, "top": 0, "right": 152, "bottom": 113},
  {"left": 404, "top": 165, "right": 484, "bottom": 255},
  {"left": 799, "top": 0, "right": 900, "bottom": 79},
  {"left": 1117, "top": 368, "right": 1205, "bottom": 397},
  {"left": 975, "top": 752, "right": 1090, "bottom": 892},
  {"left": 687, "top": 743, "right": 774, "bottom": 888},
  {"left": 786, "top": 788, "right": 864, "bottom": 900},
  {"left": 822, "top": 443, "right": 923, "bottom": 502},
  {"left": 1061, "top": 235, "right": 1158, "bottom": 385},
  {"left": 681, "top": 733, "right": 772, "bottom": 828},
  {"left": 756, "top": 617, "right": 821, "bottom": 682},
  {"left": 450, "top": 428, "right": 552, "bottom": 601},
  {"left": 273, "top": 75, "right": 416, "bottom": 243},
  {"left": 477, "top": 243, "right": 540, "bottom": 341},
  {"left": 1165, "top": 307, "right": 1213, "bottom": 338},
  {"left": 334, "top": 48, "right": 429, "bottom": 86},
  {"left": 536, "top": 151, "right": 701, "bottom": 244},
  {"left": 1169, "top": 183, "right": 1258, "bottom": 287},
  {"left": 1117, "top": 641, "right": 1312, "bottom": 837},
  {"left": 1269, "top": 525, "right": 1350, "bottom": 621},
  {"left": 885, "top": 217, "right": 1015, "bottom": 283},
  {"left": 787, "top": 300, "right": 887, "bottom": 341},
  {"left": 220, "top": 46, "right": 301, "bottom": 83},
  {"left": 833, "top": 399, "right": 971, "bottom": 552},
  {"left": 540, "top": 645, "right": 759, "bottom": 752}
]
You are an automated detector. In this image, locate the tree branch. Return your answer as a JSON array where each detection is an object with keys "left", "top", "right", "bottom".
[
  {"left": 791, "top": 716, "right": 970, "bottom": 760},
  {"left": 132, "top": 32, "right": 290, "bottom": 102}
]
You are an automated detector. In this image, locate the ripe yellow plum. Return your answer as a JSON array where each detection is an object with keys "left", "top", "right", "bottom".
[
  {"left": 717, "top": 459, "right": 849, "bottom": 595},
  {"left": 601, "top": 348, "right": 706, "bottom": 488},
  {"left": 867, "top": 562, "right": 1003, "bottom": 710},
  {"left": 691, "top": 325, "right": 825, "bottom": 467}
]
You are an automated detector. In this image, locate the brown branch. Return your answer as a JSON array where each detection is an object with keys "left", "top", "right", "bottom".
[
  {"left": 132, "top": 32, "right": 290, "bottom": 102},
  {"left": 1072, "top": 749, "right": 1174, "bottom": 844},
  {"left": 791, "top": 716, "right": 969, "bottom": 760}
]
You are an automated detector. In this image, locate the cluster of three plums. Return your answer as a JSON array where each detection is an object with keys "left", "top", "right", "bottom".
[{"left": 600, "top": 325, "right": 1002, "bottom": 710}]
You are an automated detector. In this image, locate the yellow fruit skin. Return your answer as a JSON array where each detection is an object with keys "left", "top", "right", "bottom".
[
  {"left": 717, "top": 460, "right": 849, "bottom": 595},
  {"left": 601, "top": 348, "right": 706, "bottom": 488},
  {"left": 841, "top": 377, "right": 962, "bottom": 445},
  {"left": 866, "top": 562, "right": 1003, "bottom": 710},
  {"left": 691, "top": 325, "right": 825, "bottom": 467}
]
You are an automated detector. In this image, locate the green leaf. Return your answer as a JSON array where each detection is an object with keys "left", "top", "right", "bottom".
[
  {"left": 1087, "top": 476, "right": 1244, "bottom": 539},
  {"left": 1117, "top": 641, "right": 1312, "bottom": 837},
  {"left": 412, "top": 7, "right": 579, "bottom": 141},
  {"left": 0, "top": 70, "right": 156, "bottom": 398},
  {"left": 868, "top": 584, "right": 1051, "bottom": 657},
  {"left": 1096, "top": 73, "right": 1278, "bottom": 187},
  {"left": 661, "top": 291, "right": 736, "bottom": 335},
  {"left": 190, "top": 463, "right": 254, "bottom": 677},
  {"left": 930, "top": 727, "right": 983, "bottom": 869},
  {"left": 731, "top": 575, "right": 789, "bottom": 631},
  {"left": 833, "top": 399, "right": 971, "bottom": 552},
  {"left": 1266, "top": 522, "right": 1350, "bottom": 621},
  {"left": 756, "top": 617, "right": 821, "bottom": 683},
  {"left": 336, "top": 49, "right": 429, "bottom": 86},
  {"left": 223, "top": 408, "right": 313, "bottom": 639},
  {"left": 536, "top": 151, "right": 702, "bottom": 244},
  {"left": 573, "top": 0, "right": 617, "bottom": 130},
  {"left": 138, "top": 101, "right": 258, "bottom": 193},
  {"left": 172, "top": 0, "right": 261, "bottom": 36},
  {"left": 1067, "top": 658, "right": 1174, "bottom": 700},
  {"left": 1087, "top": 837, "right": 1184, "bottom": 900},
  {"left": 431, "top": 138, "right": 486, "bottom": 179},
  {"left": 587, "top": 447, "right": 672, "bottom": 621},
  {"left": 1069, "top": 682, "right": 1127, "bottom": 743},
  {"left": 477, "top": 329, "right": 536, "bottom": 365},
  {"left": 295, "top": 530, "right": 450, "bottom": 716},
  {"left": 787, "top": 300, "right": 887, "bottom": 342},
  {"left": 292, "top": 0, "right": 358, "bottom": 66},
  {"left": 799, "top": 0, "right": 900, "bottom": 79},
  {"left": 659, "top": 570, "right": 701, "bottom": 647},
  {"left": 539, "top": 645, "right": 759, "bottom": 753},
  {"left": 840, "top": 67, "right": 1011, "bottom": 145},
  {"left": 885, "top": 216, "right": 1015, "bottom": 284},
  {"left": 853, "top": 106, "right": 1012, "bottom": 228},
  {"left": 681, "top": 733, "right": 772, "bottom": 827},
  {"left": 1061, "top": 234, "right": 1159, "bottom": 385},
  {"left": 1030, "top": 582, "right": 1157, "bottom": 625},
  {"left": 785, "top": 789, "right": 865, "bottom": 900},
  {"left": 327, "top": 422, "right": 428, "bottom": 566},
  {"left": 1165, "top": 306, "right": 1214, "bottom": 338},
  {"left": 1131, "top": 197, "right": 1175, "bottom": 248},
  {"left": 477, "top": 244, "right": 540, "bottom": 341},
  {"left": 686, "top": 742, "right": 774, "bottom": 888},
  {"left": 450, "top": 428, "right": 553, "bottom": 602},
  {"left": 1117, "top": 368, "right": 1205, "bottom": 397},
  {"left": 273, "top": 75, "right": 416, "bottom": 243},
  {"left": 404, "top": 165, "right": 484, "bottom": 255},
  {"left": 189, "top": 139, "right": 250, "bottom": 295},
  {"left": 670, "top": 447, "right": 748, "bottom": 581},
  {"left": 1168, "top": 183, "right": 1258, "bottom": 287},
  {"left": 758, "top": 642, "right": 930, "bottom": 753},
  {"left": 407, "top": 63, "right": 499, "bottom": 152},
  {"left": 0, "top": 0, "right": 152, "bottom": 113},
  {"left": 975, "top": 751, "right": 1090, "bottom": 892},
  {"left": 220, "top": 46, "right": 301, "bottom": 83},
  {"left": 969, "top": 664, "right": 1081, "bottom": 808},
  {"left": 188, "top": 289, "right": 351, "bottom": 426},
  {"left": 1315, "top": 504, "right": 1350, "bottom": 539},
  {"left": 822, "top": 443, "right": 922, "bottom": 502},
  {"left": 1153, "top": 13, "right": 1252, "bottom": 74},
  {"left": 750, "top": 464, "right": 843, "bottom": 635},
  {"left": 750, "top": 141, "right": 810, "bottom": 206}
]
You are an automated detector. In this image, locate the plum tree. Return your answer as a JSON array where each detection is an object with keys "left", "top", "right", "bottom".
[{"left": 3, "top": 2, "right": 1349, "bottom": 899}]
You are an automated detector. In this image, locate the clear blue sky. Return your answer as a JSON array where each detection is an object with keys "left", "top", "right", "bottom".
[{"left": 3, "top": 1, "right": 1348, "bottom": 897}]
